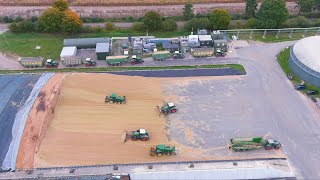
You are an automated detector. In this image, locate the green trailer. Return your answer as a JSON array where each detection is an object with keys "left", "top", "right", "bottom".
[
  {"left": 18, "top": 57, "right": 44, "bottom": 68},
  {"left": 152, "top": 51, "right": 171, "bottom": 61},
  {"left": 191, "top": 48, "right": 214, "bottom": 58},
  {"left": 106, "top": 55, "right": 128, "bottom": 66},
  {"left": 230, "top": 137, "right": 281, "bottom": 152},
  {"left": 150, "top": 144, "right": 176, "bottom": 156}
]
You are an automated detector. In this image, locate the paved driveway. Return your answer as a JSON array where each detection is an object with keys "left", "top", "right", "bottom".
[{"left": 134, "top": 41, "right": 320, "bottom": 179}]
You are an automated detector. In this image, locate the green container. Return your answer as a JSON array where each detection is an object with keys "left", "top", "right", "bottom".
[
  {"left": 152, "top": 51, "right": 171, "bottom": 60},
  {"left": 106, "top": 55, "right": 128, "bottom": 66}
]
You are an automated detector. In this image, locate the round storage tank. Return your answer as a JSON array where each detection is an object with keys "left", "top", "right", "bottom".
[{"left": 288, "top": 36, "right": 320, "bottom": 87}]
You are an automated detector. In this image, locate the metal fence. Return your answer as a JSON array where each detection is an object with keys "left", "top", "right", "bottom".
[{"left": 220, "top": 27, "right": 320, "bottom": 40}]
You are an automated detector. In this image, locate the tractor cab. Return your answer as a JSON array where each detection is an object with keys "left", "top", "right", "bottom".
[
  {"left": 45, "top": 59, "right": 58, "bottom": 68},
  {"left": 85, "top": 58, "right": 96, "bottom": 67},
  {"left": 264, "top": 138, "right": 281, "bottom": 150},
  {"left": 215, "top": 49, "right": 226, "bottom": 57},
  {"left": 105, "top": 93, "right": 126, "bottom": 104},
  {"left": 130, "top": 55, "right": 144, "bottom": 65},
  {"left": 172, "top": 51, "right": 184, "bottom": 59},
  {"left": 158, "top": 102, "right": 177, "bottom": 115},
  {"left": 130, "top": 128, "right": 149, "bottom": 141}
]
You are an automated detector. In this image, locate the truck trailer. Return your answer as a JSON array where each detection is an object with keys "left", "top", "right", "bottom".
[
  {"left": 61, "top": 57, "right": 83, "bottom": 67},
  {"left": 106, "top": 55, "right": 128, "bottom": 66},
  {"left": 191, "top": 48, "right": 214, "bottom": 58},
  {"left": 18, "top": 57, "right": 44, "bottom": 68},
  {"left": 152, "top": 51, "right": 171, "bottom": 61}
]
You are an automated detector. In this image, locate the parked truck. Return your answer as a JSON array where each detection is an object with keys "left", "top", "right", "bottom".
[
  {"left": 106, "top": 55, "right": 128, "bottom": 66},
  {"left": 18, "top": 57, "right": 44, "bottom": 68},
  {"left": 152, "top": 51, "right": 171, "bottom": 61},
  {"left": 229, "top": 137, "right": 281, "bottom": 152},
  {"left": 61, "top": 57, "right": 83, "bottom": 67},
  {"left": 191, "top": 48, "right": 214, "bottom": 58}
]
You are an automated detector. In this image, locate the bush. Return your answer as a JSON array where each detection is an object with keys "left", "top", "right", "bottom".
[
  {"left": 229, "top": 21, "right": 246, "bottom": 29},
  {"left": 39, "top": 8, "right": 65, "bottom": 33},
  {"left": 284, "top": 16, "right": 311, "bottom": 28},
  {"left": 314, "top": 18, "right": 320, "bottom": 26},
  {"left": 131, "top": 22, "right": 145, "bottom": 32},
  {"left": 9, "top": 20, "right": 35, "bottom": 33},
  {"left": 31, "top": 16, "right": 38, "bottom": 23},
  {"left": 304, "top": 12, "right": 320, "bottom": 18},
  {"left": 3, "top": 16, "right": 13, "bottom": 23},
  {"left": 231, "top": 14, "right": 241, "bottom": 20},
  {"left": 105, "top": 22, "right": 116, "bottom": 31},
  {"left": 15, "top": 16, "right": 24, "bottom": 22},
  {"left": 184, "top": 18, "right": 210, "bottom": 31},
  {"left": 246, "top": 18, "right": 258, "bottom": 28},
  {"left": 61, "top": 10, "right": 83, "bottom": 34},
  {"left": 209, "top": 9, "right": 232, "bottom": 30},
  {"left": 127, "top": 16, "right": 135, "bottom": 22},
  {"left": 93, "top": 26, "right": 103, "bottom": 33},
  {"left": 163, "top": 19, "right": 177, "bottom": 31}
]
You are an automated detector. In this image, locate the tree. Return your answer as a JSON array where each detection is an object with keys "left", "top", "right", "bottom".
[
  {"left": 256, "top": 0, "right": 288, "bottom": 28},
  {"left": 53, "top": 0, "right": 69, "bottom": 11},
  {"left": 209, "top": 9, "right": 231, "bottom": 30},
  {"left": 163, "top": 19, "right": 177, "bottom": 31},
  {"left": 131, "top": 22, "right": 145, "bottom": 32},
  {"left": 39, "top": 8, "right": 64, "bottom": 32},
  {"left": 183, "top": 3, "right": 194, "bottom": 20},
  {"left": 184, "top": 18, "right": 210, "bottom": 31},
  {"left": 61, "top": 10, "right": 83, "bottom": 34},
  {"left": 246, "top": 18, "right": 258, "bottom": 28},
  {"left": 296, "top": 0, "right": 315, "bottom": 13},
  {"left": 143, "top": 11, "right": 163, "bottom": 31},
  {"left": 245, "top": 0, "right": 258, "bottom": 18},
  {"left": 316, "top": 0, "right": 320, "bottom": 11}
]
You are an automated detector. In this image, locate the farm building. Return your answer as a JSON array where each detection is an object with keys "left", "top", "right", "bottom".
[
  {"left": 188, "top": 35, "right": 200, "bottom": 48},
  {"left": 179, "top": 36, "right": 190, "bottom": 53},
  {"left": 60, "top": 46, "right": 77, "bottom": 59},
  {"left": 211, "top": 31, "right": 225, "bottom": 40},
  {"left": 96, "top": 43, "right": 110, "bottom": 60},
  {"left": 198, "top": 35, "right": 213, "bottom": 47},
  {"left": 162, "top": 41, "right": 179, "bottom": 53},
  {"left": 289, "top": 36, "right": 320, "bottom": 87},
  {"left": 64, "top": 38, "right": 111, "bottom": 49},
  {"left": 214, "top": 39, "right": 228, "bottom": 52}
]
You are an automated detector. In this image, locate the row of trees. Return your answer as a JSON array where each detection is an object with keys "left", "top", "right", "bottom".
[{"left": 10, "top": 0, "right": 82, "bottom": 34}]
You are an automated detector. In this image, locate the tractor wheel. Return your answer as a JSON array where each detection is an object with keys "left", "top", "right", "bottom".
[
  {"left": 54, "top": 65, "right": 58, "bottom": 68},
  {"left": 163, "top": 111, "right": 169, "bottom": 115},
  {"left": 265, "top": 147, "right": 272, "bottom": 150},
  {"left": 131, "top": 61, "right": 135, "bottom": 65},
  {"left": 170, "top": 109, "right": 177, "bottom": 113},
  {"left": 274, "top": 147, "right": 280, "bottom": 150},
  {"left": 166, "top": 152, "right": 171, "bottom": 156},
  {"left": 92, "top": 63, "right": 96, "bottom": 67},
  {"left": 46, "top": 65, "right": 51, "bottom": 68},
  {"left": 85, "top": 63, "right": 89, "bottom": 67},
  {"left": 141, "top": 137, "right": 148, "bottom": 141},
  {"left": 157, "top": 153, "right": 163, "bottom": 157},
  {"left": 131, "top": 137, "right": 137, "bottom": 141}
]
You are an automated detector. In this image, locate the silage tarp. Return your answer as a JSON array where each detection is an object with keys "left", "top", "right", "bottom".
[{"left": 1, "top": 73, "right": 54, "bottom": 171}]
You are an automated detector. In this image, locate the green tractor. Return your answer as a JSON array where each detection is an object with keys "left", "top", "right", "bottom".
[
  {"left": 157, "top": 102, "right": 177, "bottom": 115},
  {"left": 264, "top": 138, "right": 281, "bottom": 150},
  {"left": 105, "top": 94, "right": 126, "bottom": 104},
  {"left": 45, "top": 59, "right": 59, "bottom": 68},
  {"left": 150, "top": 144, "right": 176, "bottom": 156},
  {"left": 130, "top": 129, "right": 150, "bottom": 141},
  {"left": 84, "top": 58, "right": 96, "bottom": 67},
  {"left": 172, "top": 51, "right": 184, "bottom": 59},
  {"left": 130, "top": 55, "right": 144, "bottom": 65},
  {"left": 215, "top": 49, "right": 226, "bottom": 57}
]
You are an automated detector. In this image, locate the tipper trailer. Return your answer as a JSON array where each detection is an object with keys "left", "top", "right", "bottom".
[{"left": 230, "top": 137, "right": 281, "bottom": 152}]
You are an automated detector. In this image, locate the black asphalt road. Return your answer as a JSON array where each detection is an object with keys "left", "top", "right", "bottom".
[
  {"left": 0, "top": 74, "right": 40, "bottom": 170},
  {"left": 109, "top": 68, "right": 245, "bottom": 77}
]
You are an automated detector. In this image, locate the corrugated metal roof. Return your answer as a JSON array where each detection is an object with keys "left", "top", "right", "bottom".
[
  {"left": 64, "top": 38, "right": 111, "bottom": 48},
  {"left": 162, "top": 42, "right": 179, "bottom": 49},
  {"left": 96, "top": 43, "right": 110, "bottom": 53}
]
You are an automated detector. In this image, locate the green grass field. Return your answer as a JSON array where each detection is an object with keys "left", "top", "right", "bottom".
[{"left": 276, "top": 47, "right": 320, "bottom": 98}]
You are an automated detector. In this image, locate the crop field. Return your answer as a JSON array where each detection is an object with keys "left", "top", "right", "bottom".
[{"left": 0, "top": 0, "right": 293, "bottom": 6}]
